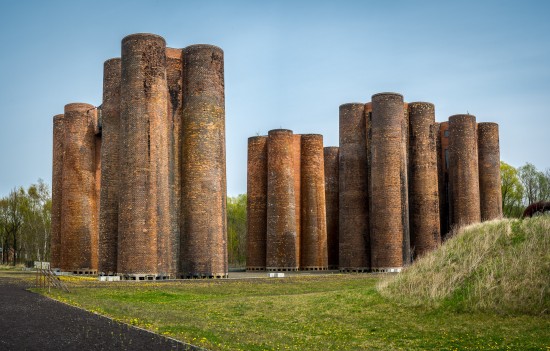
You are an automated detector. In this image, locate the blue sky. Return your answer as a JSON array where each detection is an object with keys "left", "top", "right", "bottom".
[{"left": 1, "top": 0, "right": 549, "bottom": 196}]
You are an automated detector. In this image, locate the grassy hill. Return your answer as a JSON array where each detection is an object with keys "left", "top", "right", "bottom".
[{"left": 379, "top": 216, "right": 550, "bottom": 315}]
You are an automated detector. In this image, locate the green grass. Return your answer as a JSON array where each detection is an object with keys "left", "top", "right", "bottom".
[
  {"left": 23, "top": 217, "right": 549, "bottom": 350},
  {"left": 31, "top": 274, "right": 548, "bottom": 351},
  {"left": 0, "top": 263, "right": 24, "bottom": 270},
  {"left": 379, "top": 216, "right": 550, "bottom": 315}
]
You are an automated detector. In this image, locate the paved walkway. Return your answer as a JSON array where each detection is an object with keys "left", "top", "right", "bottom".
[{"left": 0, "top": 275, "right": 199, "bottom": 351}]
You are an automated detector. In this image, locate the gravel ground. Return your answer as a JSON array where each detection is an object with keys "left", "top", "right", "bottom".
[{"left": 0, "top": 275, "right": 202, "bottom": 351}]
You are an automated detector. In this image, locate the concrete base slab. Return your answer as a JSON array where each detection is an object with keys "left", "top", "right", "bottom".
[
  {"left": 371, "top": 267, "right": 402, "bottom": 273},
  {"left": 266, "top": 267, "right": 299, "bottom": 272},
  {"left": 99, "top": 276, "right": 121, "bottom": 282},
  {"left": 300, "top": 267, "right": 328, "bottom": 271},
  {"left": 339, "top": 267, "right": 370, "bottom": 273}
]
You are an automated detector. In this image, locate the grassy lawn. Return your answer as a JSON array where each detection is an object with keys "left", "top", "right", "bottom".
[{"left": 32, "top": 274, "right": 549, "bottom": 351}]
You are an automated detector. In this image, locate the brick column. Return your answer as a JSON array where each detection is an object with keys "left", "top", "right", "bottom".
[
  {"left": 118, "top": 33, "right": 169, "bottom": 276},
  {"left": 408, "top": 102, "right": 441, "bottom": 258},
  {"left": 98, "top": 58, "right": 121, "bottom": 274},
  {"left": 478, "top": 122, "right": 502, "bottom": 221},
  {"left": 323, "top": 146, "right": 339, "bottom": 269},
  {"left": 339, "top": 103, "right": 370, "bottom": 272},
  {"left": 246, "top": 136, "right": 268, "bottom": 271},
  {"left": 266, "top": 129, "right": 298, "bottom": 271},
  {"left": 300, "top": 134, "right": 327, "bottom": 270},
  {"left": 293, "top": 134, "right": 302, "bottom": 265},
  {"left": 370, "top": 93, "right": 406, "bottom": 272},
  {"left": 51, "top": 114, "right": 64, "bottom": 269},
  {"left": 180, "top": 44, "right": 227, "bottom": 278},
  {"left": 449, "top": 114, "right": 481, "bottom": 227},
  {"left": 61, "top": 103, "right": 98, "bottom": 272}
]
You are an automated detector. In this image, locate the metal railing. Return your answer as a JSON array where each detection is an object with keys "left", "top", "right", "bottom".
[{"left": 35, "top": 267, "right": 70, "bottom": 293}]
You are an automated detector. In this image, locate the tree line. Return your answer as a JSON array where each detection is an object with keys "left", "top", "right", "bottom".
[
  {"left": 501, "top": 162, "right": 550, "bottom": 217},
  {"left": 0, "top": 180, "right": 51, "bottom": 265}
]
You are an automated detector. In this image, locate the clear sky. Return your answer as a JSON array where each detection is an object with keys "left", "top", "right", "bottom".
[{"left": 0, "top": 0, "right": 549, "bottom": 196}]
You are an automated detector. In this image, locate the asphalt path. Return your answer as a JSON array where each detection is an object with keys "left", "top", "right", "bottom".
[{"left": 0, "top": 275, "right": 200, "bottom": 351}]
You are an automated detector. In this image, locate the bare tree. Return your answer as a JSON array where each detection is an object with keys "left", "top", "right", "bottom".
[
  {"left": 518, "top": 163, "right": 544, "bottom": 205},
  {"left": 0, "top": 200, "right": 9, "bottom": 264},
  {"left": 538, "top": 169, "right": 550, "bottom": 202},
  {"left": 3, "top": 188, "right": 25, "bottom": 265},
  {"left": 21, "top": 180, "right": 52, "bottom": 262}
]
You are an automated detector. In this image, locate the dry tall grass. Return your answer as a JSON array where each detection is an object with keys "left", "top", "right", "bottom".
[{"left": 378, "top": 216, "right": 550, "bottom": 315}]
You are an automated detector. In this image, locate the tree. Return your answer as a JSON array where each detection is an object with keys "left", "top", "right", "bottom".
[
  {"left": 0, "top": 180, "right": 52, "bottom": 265},
  {"left": 537, "top": 169, "right": 550, "bottom": 202},
  {"left": 2, "top": 188, "right": 25, "bottom": 265},
  {"left": 20, "top": 180, "right": 52, "bottom": 262},
  {"left": 518, "top": 163, "right": 550, "bottom": 205},
  {"left": 0, "top": 199, "right": 9, "bottom": 264},
  {"left": 500, "top": 162, "right": 524, "bottom": 218},
  {"left": 227, "top": 194, "right": 247, "bottom": 267}
]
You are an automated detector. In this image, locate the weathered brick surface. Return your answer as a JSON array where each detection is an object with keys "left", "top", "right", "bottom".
[
  {"left": 449, "top": 114, "right": 481, "bottom": 227},
  {"left": 98, "top": 58, "right": 121, "bottom": 274},
  {"left": 163, "top": 47, "right": 182, "bottom": 277},
  {"left": 94, "top": 131, "right": 101, "bottom": 268},
  {"left": 246, "top": 136, "right": 268, "bottom": 270},
  {"left": 266, "top": 129, "right": 298, "bottom": 270},
  {"left": 408, "top": 102, "right": 441, "bottom": 258},
  {"left": 51, "top": 34, "right": 230, "bottom": 278},
  {"left": 365, "top": 102, "right": 373, "bottom": 269},
  {"left": 323, "top": 146, "right": 339, "bottom": 269},
  {"left": 118, "top": 33, "right": 169, "bottom": 275},
  {"left": 292, "top": 134, "right": 302, "bottom": 265},
  {"left": 401, "top": 103, "right": 411, "bottom": 265},
  {"left": 339, "top": 103, "right": 370, "bottom": 271},
  {"left": 51, "top": 114, "right": 64, "bottom": 269},
  {"left": 370, "top": 93, "right": 405, "bottom": 270},
  {"left": 437, "top": 122, "right": 450, "bottom": 237},
  {"left": 180, "top": 44, "right": 227, "bottom": 278},
  {"left": 61, "top": 103, "right": 99, "bottom": 271},
  {"left": 478, "top": 122, "right": 503, "bottom": 221},
  {"left": 300, "top": 134, "right": 328, "bottom": 270}
]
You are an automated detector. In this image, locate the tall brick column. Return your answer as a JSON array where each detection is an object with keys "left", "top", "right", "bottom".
[
  {"left": 370, "top": 93, "right": 406, "bottom": 272},
  {"left": 323, "top": 146, "right": 339, "bottom": 269},
  {"left": 449, "top": 114, "right": 481, "bottom": 227},
  {"left": 118, "top": 33, "right": 169, "bottom": 276},
  {"left": 339, "top": 103, "right": 370, "bottom": 272},
  {"left": 162, "top": 47, "right": 183, "bottom": 277},
  {"left": 437, "top": 121, "right": 451, "bottom": 237},
  {"left": 246, "top": 136, "right": 268, "bottom": 271},
  {"left": 401, "top": 103, "right": 411, "bottom": 264},
  {"left": 478, "top": 122, "right": 503, "bottom": 221},
  {"left": 93, "top": 121, "right": 101, "bottom": 271},
  {"left": 266, "top": 129, "right": 298, "bottom": 271},
  {"left": 300, "top": 134, "right": 328, "bottom": 270},
  {"left": 408, "top": 102, "right": 441, "bottom": 258},
  {"left": 61, "top": 103, "right": 99, "bottom": 272},
  {"left": 180, "top": 44, "right": 227, "bottom": 278},
  {"left": 293, "top": 134, "right": 302, "bottom": 265},
  {"left": 98, "top": 58, "right": 121, "bottom": 274},
  {"left": 51, "top": 114, "right": 64, "bottom": 269}
]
